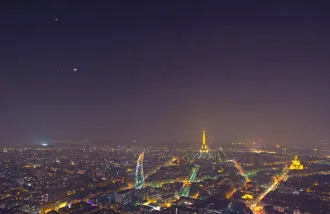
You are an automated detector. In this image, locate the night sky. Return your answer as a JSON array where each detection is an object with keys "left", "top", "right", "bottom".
[{"left": 1, "top": 1, "right": 330, "bottom": 146}]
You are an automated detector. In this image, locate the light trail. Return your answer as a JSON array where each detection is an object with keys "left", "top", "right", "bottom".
[
  {"left": 229, "top": 159, "right": 246, "bottom": 178},
  {"left": 145, "top": 156, "right": 178, "bottom": 179},
  {"left": 250, "top": 167, "right": 288, "bottom": 211},
  {"left": 233, "top": 160, "right": 245, "bottom": 177},
  {"left": 229, "top": 159, "right": 253, "bottom": 197},
  {"left": 181, "top": 165, "right": 200, "bottom": 197}
]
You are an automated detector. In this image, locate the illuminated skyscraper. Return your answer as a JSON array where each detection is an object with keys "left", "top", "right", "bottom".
[{"left": 135, "top": 152, "right": 145, "bottom": 189}]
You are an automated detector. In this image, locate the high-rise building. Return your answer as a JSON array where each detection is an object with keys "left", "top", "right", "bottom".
[{"left": 135, "top": 152, "right": 145, "bottom": 189}]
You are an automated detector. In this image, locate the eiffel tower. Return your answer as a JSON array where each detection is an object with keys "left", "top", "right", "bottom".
[{"left": 192, "top": 129, "right": 226, "bottom": 163}]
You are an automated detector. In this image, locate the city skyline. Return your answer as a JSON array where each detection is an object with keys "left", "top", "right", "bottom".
[
  {"left": 2, "top": 2, "right": 330, "bottom": 213},
  {"left": 0, "top": 129, "right": 328, "bottom": 213},
  {"left": 2, "top": 1, "right": 330, "bottom": 146}
]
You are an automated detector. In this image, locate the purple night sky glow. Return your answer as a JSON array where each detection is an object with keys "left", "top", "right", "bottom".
[{"left": 1, "top": 1, "right": 330, "bottom": 147}]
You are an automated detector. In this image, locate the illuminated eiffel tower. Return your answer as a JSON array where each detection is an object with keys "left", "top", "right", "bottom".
[
  {"left": 197, "top": 129, "right": 221, "bottom": 160},
  {"left": 193, "top": 129, "right": 225, "bottom": 162},
  {"left": 181, "top": 130, "right": 223, "bottom": 198},
  {"left": 199, "top": 129, "right": 210, "bottom": 158}
]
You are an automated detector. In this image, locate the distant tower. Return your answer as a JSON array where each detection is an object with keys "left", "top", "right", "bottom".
[
  {"left": 135, "top": 152, "right": 145, "bottom": 189},
  {"left": 200, "top": 129, "right": 209, "bottom": 154},
  {"left": 196, "top": 129, "right": 220, "bottom": 160}
]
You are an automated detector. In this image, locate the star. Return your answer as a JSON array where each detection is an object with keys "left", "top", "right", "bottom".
[
  {"left": 54, "top": 17, "right": 61, "bottom": 23},
  {"left": 73, "top": 67, "right": 78, "bottom": 72}
]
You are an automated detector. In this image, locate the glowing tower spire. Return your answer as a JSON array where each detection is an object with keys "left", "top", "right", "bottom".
[{"left": 200, "top": 129, "right": 209, "bottom": 153}]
